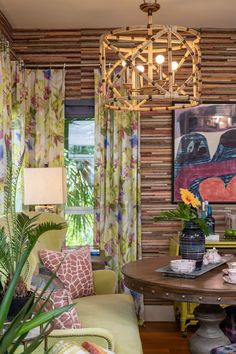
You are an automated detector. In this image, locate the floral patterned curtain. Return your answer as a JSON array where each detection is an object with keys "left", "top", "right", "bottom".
[
  {"left": 19, "top": 68, "right": 65, "bottom": 168},
  {"left": 13, "top": 67, "right": 65, "bottom": 211},
  {"left": 10, "top": 62, "right": 27, "bottom": 211},
  {"left": 94, "top": 70, "right": 142, "bottom": 290},
  {"left": 0, "top": 63, "right": 66, "bottom": 214},
  {"left": 11, "top": 65, "right": 65, "bottom": 168},
  {"left": 0, "top": 45, "right": 13, "bottom": 214}
]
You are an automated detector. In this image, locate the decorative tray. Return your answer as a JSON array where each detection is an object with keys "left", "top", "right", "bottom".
[{"left": 155, "top": 257, "right": 230, "bottom": 279}]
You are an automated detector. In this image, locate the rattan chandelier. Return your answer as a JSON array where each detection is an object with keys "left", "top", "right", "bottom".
[{"left": 100, "top": 0, "right": 202, "bottom": 112}]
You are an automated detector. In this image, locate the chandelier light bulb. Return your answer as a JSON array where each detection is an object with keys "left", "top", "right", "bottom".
[
  {"left": 171, "top": 61, "right": 179, "bottom": 71},
  {"left": 121, "top": 60, "right": 127, "bottom": 67},
  {"left": 137, "top": 65, "right": 145, "bottom": 73},
  {"left": 155, "top": 55, "right": 165, "bottom": 65}
]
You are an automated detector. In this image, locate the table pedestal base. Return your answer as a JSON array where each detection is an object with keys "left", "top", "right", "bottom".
[{"left": 189, "top": 304, "right": 230, "bottom": 354}]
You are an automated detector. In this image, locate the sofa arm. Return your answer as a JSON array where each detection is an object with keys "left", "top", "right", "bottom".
[
  {"left": 93, "top": 270, "right": 116, "bottom": 295},
  {"left": 48, "top": 327, "right": 114, "bottom": 351}
]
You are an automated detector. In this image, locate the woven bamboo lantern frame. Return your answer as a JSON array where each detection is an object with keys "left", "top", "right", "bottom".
[{"left": 99, "top": 1, "right": 202, "bottom": 112}]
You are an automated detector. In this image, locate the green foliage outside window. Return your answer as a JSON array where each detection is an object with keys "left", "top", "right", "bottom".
[{"left": 64, "top": 151, "right": 94, "bottom": 246}]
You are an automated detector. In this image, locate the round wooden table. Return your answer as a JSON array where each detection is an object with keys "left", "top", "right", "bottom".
[{"left": 122, "top": 256, "right": 236, "bottom": 354}]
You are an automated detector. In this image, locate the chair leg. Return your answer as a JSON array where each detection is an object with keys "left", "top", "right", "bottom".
[{"left": 180, "top": 302, "right": 188, "bottom": 333}]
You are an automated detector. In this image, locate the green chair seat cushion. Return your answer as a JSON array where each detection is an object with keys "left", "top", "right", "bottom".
[{"left": 74, "top": 293, "right": 143, "bottom": 354}]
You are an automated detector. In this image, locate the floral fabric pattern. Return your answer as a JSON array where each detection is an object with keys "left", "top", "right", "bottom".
[
  {"left": 94, "top": 70, "right": 142, "bottom": 290},
  {"left": 0, "top": 47, "right": 12, "bottom": 214},
  {"left": 12, "top": 67, "right": 65, "bottom": 168},
  {"left": 0, "top": 61, "right": 65, "bottom": 214}
]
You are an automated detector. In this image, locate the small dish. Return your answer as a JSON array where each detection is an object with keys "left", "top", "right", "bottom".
[
  {"left": 223, "top": 275, "right": 236, "bottom": 284},
  {"left": 227, "top": 261, "right": 236, "bottom": 269},
  {"left": 205, "top": 248, "right": 222, "bottom": 264},
  {"left": 222, "top": 268, "right": 229, "bottom": 275},
  {"left": 170, "top": 259, "right": 196, "bottom": 274}
]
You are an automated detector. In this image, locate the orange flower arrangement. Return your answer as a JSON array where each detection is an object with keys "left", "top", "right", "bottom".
[
  {"left": 180, "top": 188, "right": 201, "bottom": 209},
  {"left": 155, "top": 188, "right": 209, "bottom": 235}
]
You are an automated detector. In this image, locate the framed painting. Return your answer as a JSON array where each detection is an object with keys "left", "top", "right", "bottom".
[{"left": 173, "top": 103, "right": 236, "bottom": 203}]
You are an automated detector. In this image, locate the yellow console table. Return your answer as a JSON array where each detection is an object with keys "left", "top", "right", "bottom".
[{"left": 169, "top": 235, "right": 236, "bottom": 335}]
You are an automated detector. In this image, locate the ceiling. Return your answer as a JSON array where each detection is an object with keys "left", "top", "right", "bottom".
[{"left": 0, "top": 0, "right": 235, "bottom": 30}]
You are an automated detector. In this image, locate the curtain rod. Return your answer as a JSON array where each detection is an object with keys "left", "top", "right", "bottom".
[
  {"left": 23, "top": 63, "right": 106, "bottom": 68},
  {"left": 23, "top": 63, "right": 115, "bottom": 68}
]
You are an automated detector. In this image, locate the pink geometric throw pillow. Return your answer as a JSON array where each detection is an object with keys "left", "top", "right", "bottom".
[
  {"left": 36, "top": 289, "right": 81, "bottom": 329},
  {"left": 39, "top": 246, "right": 94, "bottom": 299}
]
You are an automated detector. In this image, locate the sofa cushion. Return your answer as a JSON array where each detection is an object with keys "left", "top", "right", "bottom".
[
  {"left": 51, "top": 340, "right": 88, "bottom": 353},
  {"left": 39, "top": 246, "right": 94, "bottom": 299},
  {"left": 51, "top": 340, "right": 115, "bottom": 354},
  {"left": 82, "top": 341, "right": 115, "bottom": 354},
  {"left": 36, "top": 289, "right": 81, "bottom": 329},
  {"left": 51, "top": 289, "right": 81, "bottom": 329},
  {"left": 74, "top": 293, "right": 143, "bottom": 354}
]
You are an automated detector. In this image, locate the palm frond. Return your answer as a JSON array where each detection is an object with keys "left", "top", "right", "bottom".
[
  {"left": 3, "top": 144, "right": 25, "bottom": 277},
  {"left": 27, "top": 221, "right": 66, "bottom": 246},
  {"left": 11, "top": 213, "right": 39, "bottom": 266},
  {"left": 0, "top": 227, "right": 13, "bottom": 278}
]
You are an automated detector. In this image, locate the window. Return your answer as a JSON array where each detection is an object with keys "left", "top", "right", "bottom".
[{"left": 64, "top": 116, "right": 94, "bottom": 246}]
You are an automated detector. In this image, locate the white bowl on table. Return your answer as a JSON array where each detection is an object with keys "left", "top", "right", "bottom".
[{"left": 170, "top": 259, "right": 196, "bottom": 274}]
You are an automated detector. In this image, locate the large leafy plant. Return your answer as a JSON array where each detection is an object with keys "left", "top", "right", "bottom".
[
  {"left": 0, "top": 144, "right": 71, "bottom": 353},
  {"left": 155, "top": 188, "right": 209, "bottom": 235}
]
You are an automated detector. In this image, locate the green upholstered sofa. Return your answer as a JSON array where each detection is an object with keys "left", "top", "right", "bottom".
[
  {"left": 24, "top": 213, "right": 143, "bottom": 354},
  {"left": 41, "top": 270, "right": 143, "bottom": 354}
]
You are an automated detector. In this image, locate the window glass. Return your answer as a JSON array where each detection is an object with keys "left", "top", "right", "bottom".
[{"left": 64, "top": 117, "right": 94, "bottom": 246}]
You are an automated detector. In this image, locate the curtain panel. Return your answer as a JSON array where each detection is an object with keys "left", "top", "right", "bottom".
[
  {"left": 94, "top": 70, "right": 142, "bottom": 290},
  {"left": 11, "top": 65, "right": 65, "bottom": 167},
  {"left": 0, "top": 54, "right": 65, "bottom": 214},
  {"left": 12, "top": 67, "right": 65, "bottom": 168},
  {"left": 0, "top": 47, "right": 13, "bottom": 214}
]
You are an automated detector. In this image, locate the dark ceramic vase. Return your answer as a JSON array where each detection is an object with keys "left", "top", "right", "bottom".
[{"left": 179, "top": 221, "right": 205, "bottom": 270}]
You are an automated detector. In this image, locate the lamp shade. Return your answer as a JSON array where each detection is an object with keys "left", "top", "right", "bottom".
[{"left": 24, "top": 167, "right": 67, "bottom": 205}]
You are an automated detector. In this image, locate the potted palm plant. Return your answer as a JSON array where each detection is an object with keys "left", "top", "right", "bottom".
[{"left": 0, "top": 143, "right": 71, "bottom": 353}]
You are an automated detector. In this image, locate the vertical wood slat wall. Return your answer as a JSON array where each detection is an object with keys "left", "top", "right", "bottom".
[{"left": 9, "top": 26, "right": 236, "bottom": 258}]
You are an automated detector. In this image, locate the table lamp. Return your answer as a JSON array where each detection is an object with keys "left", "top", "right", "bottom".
[{"left": 24, "top": 167, "right": 67, "bottom": 213}]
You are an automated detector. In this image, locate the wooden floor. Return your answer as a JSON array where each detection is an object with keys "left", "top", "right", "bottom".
[{"left": 140, "top": 322, "right": 194, "bottom": 354}]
